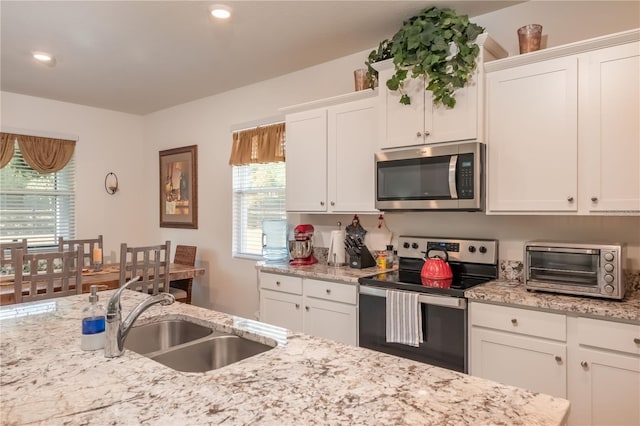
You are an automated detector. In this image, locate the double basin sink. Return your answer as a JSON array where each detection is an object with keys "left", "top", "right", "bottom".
[{"left": 125, "top": 318, "right": 274, "bottom": 373}]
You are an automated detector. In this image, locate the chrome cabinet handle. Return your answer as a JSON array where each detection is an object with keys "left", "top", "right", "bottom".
[
  {"left": 326, "top": 289, "right": 331, "bottom": 294},
  {"left": 511, "top": 318, "right": 518, "bottom": 325},
  {"left": 634, "top": 337, "right": 640, "bottom": 344},
  {"left": 295, "top": 303, "right": 300, "bottom": 309},
  {"left": 581, "top": 361, "right": 589, "bottom": 368},
  {"left": 305, "top": 306, "right": 310, "bottom": 311},
  {"left": 591, "top": 196, "right": 598, "bottom": 202},
  {"left": 567, "top": 196, "right": 574, "bottom": 202},
  {"left": 554, "top": 356, "right": 562, "bottom": 363}
]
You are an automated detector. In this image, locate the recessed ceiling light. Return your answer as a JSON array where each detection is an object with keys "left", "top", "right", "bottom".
[
  {"left": 210, "top": 4, "right": 232, "bottom": 19},
  {"left": 32, "top": 51, "right": 56, "bottom": 66}
]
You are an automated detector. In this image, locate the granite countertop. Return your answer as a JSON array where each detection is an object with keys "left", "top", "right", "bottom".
[
  {"left": 1, "top": 290, "right": 569, "bottom": 425},
  {"left": 257, "top": 261, "right": 387, "bottom": 284},
  {"left": 466, "top": 279, "right": 640, "bottom": 323}
]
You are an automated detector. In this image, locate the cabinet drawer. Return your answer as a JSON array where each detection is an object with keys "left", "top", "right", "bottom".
[
  {"left": 470, "top": 302, "right": 566, "bottom": 341},
  {"left": 577, "top": 317, "right": 640, "bottom": 355},
  {"left": 304, "top": 279, "right": 357, "bottom": 305},
  {"left": 259, "top": 273, "right": 302, "bottom": 295}
]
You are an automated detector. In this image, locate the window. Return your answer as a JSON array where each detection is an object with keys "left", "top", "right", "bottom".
[
  {"left": 232, "top": 162, "right": 286, "bottom": 258},
  {"left": 0, "top": 140, "right": 76, "bottom": 248}
]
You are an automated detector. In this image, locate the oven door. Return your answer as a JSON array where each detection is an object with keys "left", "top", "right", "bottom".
[{"left": 358, "top": 286, "right": 468, "bottom": 373}]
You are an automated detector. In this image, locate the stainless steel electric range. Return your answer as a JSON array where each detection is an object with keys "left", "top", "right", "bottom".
[{"left": 358, "top": 236, "right": 498, "bottom": 373}]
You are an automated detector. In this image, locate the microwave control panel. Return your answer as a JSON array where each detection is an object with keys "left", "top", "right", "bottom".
[{"left": 457, "top": 153, "right": 475, "bottom": 199}]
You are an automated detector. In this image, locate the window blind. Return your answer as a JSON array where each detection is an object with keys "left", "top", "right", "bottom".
[
  {"left": 0, "top": 141, "right": 76, "bottom": 248},
  {"left": 232, "top": 163, "right": 286, "bottom": 258}
]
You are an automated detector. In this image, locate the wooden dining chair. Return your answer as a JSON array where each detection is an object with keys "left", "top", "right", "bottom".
[
  {"left": 119, "top": 241, "right": 171, "bottom": 295},
  {"left": 169, "top": 245, "right": 197, "bottom": 304},
  {"left": 14, "top": 248, "right": 83, "bottom": 303},
  {"left": 1, "top": 239, "right": 27, "bottom": 275},
  {"left": 59, "top": 235, "right": 103, "bottom": 268}
]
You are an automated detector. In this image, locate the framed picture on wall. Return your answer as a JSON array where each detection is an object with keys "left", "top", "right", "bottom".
[{"left": 159, "top": 145, "right": 198, "bottom": 229}]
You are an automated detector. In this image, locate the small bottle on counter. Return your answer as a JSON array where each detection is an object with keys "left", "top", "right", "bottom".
[
  {"left": 386, "top": 245, "right": 395, "bottom": 268},
  {"left": 377, "top": 252, "right": 387, "bottom": 269},
  {"left": 81, "top": 285, "right": 106, "bottom": 351}
]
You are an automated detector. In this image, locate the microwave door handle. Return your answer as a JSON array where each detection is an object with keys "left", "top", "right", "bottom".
[{"left": 448, "top": 155, "right": 458, "bottom": 199}]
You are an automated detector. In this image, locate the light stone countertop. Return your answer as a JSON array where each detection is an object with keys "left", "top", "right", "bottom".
[
  {"left": 0, "top": 290, "right": 569, "bottom": 425},
  {"left": 466, "top": 278, "right": 640, "bottom": 323},
  {"left": 257, "top": 261, "right": 386, "bottom": 284}
]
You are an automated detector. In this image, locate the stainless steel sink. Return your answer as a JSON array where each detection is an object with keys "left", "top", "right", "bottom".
[
  {"left": 125, "top": 319, "right": 213, "bottom": 355},
  {"left": 149, "top": 335, "right": 274, "bottom": 373},
  {"left": 124, "top": 318, "right": 275, "bottom": 372}
]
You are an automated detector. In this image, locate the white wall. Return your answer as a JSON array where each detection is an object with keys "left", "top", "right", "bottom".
[{"left": 0, "top": 92, "right": 152, "bottom": 262}]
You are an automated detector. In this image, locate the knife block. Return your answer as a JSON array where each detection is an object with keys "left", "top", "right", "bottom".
[{"left": 349, "top": 245, "right": 377, "bottom": 269}]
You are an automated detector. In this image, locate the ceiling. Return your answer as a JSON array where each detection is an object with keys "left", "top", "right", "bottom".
[{"left": 1, "top": 1, "right": 520, "bottom": 115}]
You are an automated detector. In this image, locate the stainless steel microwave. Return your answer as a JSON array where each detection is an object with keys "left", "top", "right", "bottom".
[
  {"left": 524, "top": 241, "right": 627, "bottom": 300},
  {"left": 375, "top": 142, "right": 484, "bottom": 211}
]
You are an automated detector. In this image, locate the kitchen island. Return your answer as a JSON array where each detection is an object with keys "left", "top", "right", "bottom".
[{"left": 0, "top": 291, "right": 569, "bottom": 425}]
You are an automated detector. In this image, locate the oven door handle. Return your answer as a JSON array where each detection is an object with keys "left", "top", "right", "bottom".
[{"left": 359, "top": 286, "right": 466, "bottom": 309}]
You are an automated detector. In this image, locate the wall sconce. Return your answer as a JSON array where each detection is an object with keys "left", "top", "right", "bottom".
[{"left": 105, "top": 172, "right": 118, "bottom": 195}]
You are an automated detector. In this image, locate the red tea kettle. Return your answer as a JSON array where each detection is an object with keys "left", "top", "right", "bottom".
[{"left": 421, "top": 249, "right": 453, "bottom": 281}]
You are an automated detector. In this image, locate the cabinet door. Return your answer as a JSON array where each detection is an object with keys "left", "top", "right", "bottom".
[
  {"left": 380, "top": 68, "right": 426, "bottom": 149},
  {"left": 303, "top": 297, "right": 357, "bottom": 346},
  {"left": 470, "top": 327, "right": 567, "bottom": 398},
  {"left": 581, "top": 41, "right": 640, "bottom": 214},
  {"left": 487, "top": 56, "right": 579, "bottom": 212},
  {"left": 328, "top": 98, "right": 378, "bottom": 212},
  {"left": 428, "top": 74, "right": 479, "bottom": 144},
  {"left": 285, "top": 109, "right": 327, "bottom": 212},
  {"left": 260, "top": 289, "right": 302, "bottom": 332},
  {"left": 569, "top": 347, "right": 640, "bottom": 426}
]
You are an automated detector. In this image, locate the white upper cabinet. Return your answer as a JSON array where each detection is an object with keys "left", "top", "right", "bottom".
[
  {"left": 283, "top": 91, "right": 378, "bottom": 213},
  {"left": 373, "top": 34, "right": 507, "bottom": 149},
  {"left": 486, "top": 29, "right": 640, "bottom": 215}
]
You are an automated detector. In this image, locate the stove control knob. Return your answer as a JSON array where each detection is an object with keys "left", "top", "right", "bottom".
[
  {"left": 468, "top": 246, "right": 476, "bottom": 253},
  {"left": 604, "top": 284, "right": 614, "bottom": 293},
  {"left": 479, "top": 246, "right": 487, "bottom": 254},
  {"left": 403, "top": 242, "right": 410, "bottom": 249},
  {"left": 411, "top": 242, "right": 419, "bottom": 250}
]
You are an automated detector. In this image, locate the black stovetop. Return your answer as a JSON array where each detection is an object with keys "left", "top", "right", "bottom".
[{"left": 358, "top": 259, "right": 498, "bottom": 298}]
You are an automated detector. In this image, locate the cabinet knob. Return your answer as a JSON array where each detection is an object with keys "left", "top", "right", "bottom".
[
  {"left": 276, "top": 281, "right": 281, "bottom": 286},
  {"left": 416, "top": 132, "right": 422, "bottom": 137},
  {"left": 424, "top": 130, "right": 430, "bottom": 136},
  {"left": 511, "top": 318, "right": 518, "bottom": 326},
  {"left": 326, "top": 289, "right": 331, "bottom": 294},
  {"left": 591, "top": 196, "right": 598, "bottom": 203},
  {"left": 634, "top": 337, "right": 640, "bottom": 344},
  {"left": 554, "top": 355, "right": 562, "bottom": 363},
  {"left": 581, "top": 361, "right": 589, "bottom": 369},
  {"left": 305, "top": 306, "right": 310, "bottom": 311},
  {"left": 295, "top": 303, "right": 300, "bottom": 309},
  {"left": 567, "top": 196, "right": 574, "bottom": 203},
  {"left": 330, "top": 201, "right": 335, "bottom": 206},
  {"left": 320, "top": 201, "right": 325, "bottom": 206}
]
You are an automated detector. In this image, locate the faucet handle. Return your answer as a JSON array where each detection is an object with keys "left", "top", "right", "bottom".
[{"left": 106, "top": 276, "right": 141, "bottom": 316}]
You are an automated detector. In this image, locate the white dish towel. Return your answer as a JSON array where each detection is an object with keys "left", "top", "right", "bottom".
[{"left": 386, "top": 289, "right": 424, "bottom": 347}]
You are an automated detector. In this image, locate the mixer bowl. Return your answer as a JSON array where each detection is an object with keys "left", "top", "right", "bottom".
[{"left": 289, "top": 240, "right": 313, "bottom": 259}]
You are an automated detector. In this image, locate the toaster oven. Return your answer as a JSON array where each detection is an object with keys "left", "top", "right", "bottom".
[{"left": 524, "top": 241, "right": 626, "bottom": 300}]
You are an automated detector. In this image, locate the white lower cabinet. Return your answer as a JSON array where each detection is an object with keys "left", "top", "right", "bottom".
[
  {"left": 259, "top": 273, "right": 358, "bottom": 346},
  {"left": 470, "top": 301, "right": 640, "bottom": 426}
]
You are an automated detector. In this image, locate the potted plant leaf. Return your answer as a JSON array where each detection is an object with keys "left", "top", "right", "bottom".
[{"left": 366, "top": 6, "right": 485, "bottom": 108}]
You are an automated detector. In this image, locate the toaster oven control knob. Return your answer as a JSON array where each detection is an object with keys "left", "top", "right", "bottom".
[
  {"left": 604, "top": 252, "right": 615, "bottom": 261},
  {"left": 604, "top": 274, "right": 614, "bottom": 284},
  {"left": 468, "top": 246, "right": 476, "bottom": 253},
  {"left": 412, "top": 243, "right": 419, "bottom": 250},
  {"left": 479, "top": 246, "right": 487, "bottom": 254},
  {"left": 604, "top": 284, "right": 614, "bottom": 293},
  {"left": 403, "top": 242, "right": 410, "bottom": 249},
  {"left": 604, "top": 263, "right": 614, "bottom": 272}
]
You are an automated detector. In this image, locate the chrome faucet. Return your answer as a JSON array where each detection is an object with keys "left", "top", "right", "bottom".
[{"left": 104, "top": 276, "right": 175, "bottom": 358}]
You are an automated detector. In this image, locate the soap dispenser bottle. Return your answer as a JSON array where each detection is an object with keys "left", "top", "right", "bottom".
[{"left": 81, "top": 285, "right": 106, "bottom": 351}]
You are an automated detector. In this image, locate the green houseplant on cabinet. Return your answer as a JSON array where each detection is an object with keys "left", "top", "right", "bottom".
[{"left": 366, "top": 6, "right": 485, "bottom": 108}]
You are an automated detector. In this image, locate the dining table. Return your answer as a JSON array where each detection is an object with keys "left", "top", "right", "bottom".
[{"left": 0, "top": 263, "right": 205, "bottom": 306}]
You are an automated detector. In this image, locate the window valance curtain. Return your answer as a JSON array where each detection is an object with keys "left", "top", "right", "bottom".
[
  {"left": 228, "top": 122, "right": 285, "bottom": 166},
  {"left": 0, "top": 132, "right": 76, "bottom": 173}
]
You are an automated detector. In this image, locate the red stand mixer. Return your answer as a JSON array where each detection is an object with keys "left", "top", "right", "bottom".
[{"left": 289, "top": 224, "right": 318, "bottom": 266}]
